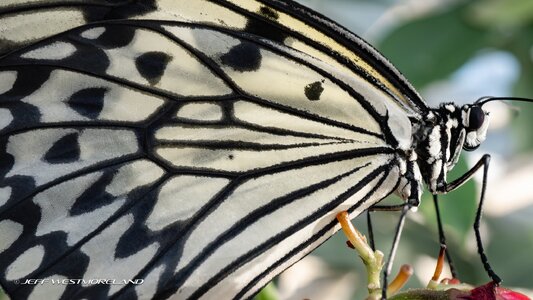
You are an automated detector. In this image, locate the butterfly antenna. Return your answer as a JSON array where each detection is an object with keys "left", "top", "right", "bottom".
[{"left": 475, "top": 96, "right": 533, "bottom": 106}]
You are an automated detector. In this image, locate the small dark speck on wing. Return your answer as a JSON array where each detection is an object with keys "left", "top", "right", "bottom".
[{"left": 304, "top": 80, "right": 325, "bottom": 101}]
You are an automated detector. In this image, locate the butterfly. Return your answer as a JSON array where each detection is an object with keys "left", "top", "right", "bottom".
[{"left": 0, "top": 1, "right": 526, "bottom": 299}]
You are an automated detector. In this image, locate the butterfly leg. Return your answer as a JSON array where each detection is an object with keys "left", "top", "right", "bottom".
[
  {"left": 366, "top": 210, "right": 376, "bottom": 251},
  {"left": 380, "top": 204, "right": 410, "bottom": 300},
  {"left": 365, "top": 203, "right": 412, "bottom": 299},
  {"left": 437, "top": 154, "right": 501, "bottom": 284},
  {"left": 432, "top": 194, "right": 457, "bottom": 278},
  {"left": 367, "top": 200, "right": 417, "bottom": 254}
]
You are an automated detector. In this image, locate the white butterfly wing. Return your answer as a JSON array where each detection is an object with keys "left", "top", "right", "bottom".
[{"left": 0, "top": 1, "right": 421, "bottom": 299}]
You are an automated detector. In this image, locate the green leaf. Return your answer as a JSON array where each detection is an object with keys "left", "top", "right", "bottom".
[
  {"left": 378, "top": 4, "right": 487, "bottom": 88},
  {"left": 469, "top": 0, "right": 533, "bottom": 30}
]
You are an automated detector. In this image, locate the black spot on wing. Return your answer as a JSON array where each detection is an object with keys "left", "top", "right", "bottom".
[
  {"left": 82, "top": 0, "right": 157, "bottom": 23},
  {"left": 43, "top": 133, "right": 80, "bottom": 164},
  {"left": 244, "top": 6, "right": 288, "bottom": 44},
  {"left": 259, "top": 6, "right": 279, "bottom": 20},
  {"left": 304, "top": 80, "right": 324, "bottom": 101},
  {"left": 91, "top": 25, "right": 136, "bottom": 49},
  {"left": 70, "top": 171, "right": 116, "bottom": 216},
  {"left": 220, "top": 42, "right": 262, "bottom": 72},
  {"left": 135, "top": 51, "right": 172, "bottom": 85},
  {"left": 59, "top": 39, "right": 110, "bottom": 74},
  {"left": 67, "top": 87, "right": 107, "bottom": 119}
]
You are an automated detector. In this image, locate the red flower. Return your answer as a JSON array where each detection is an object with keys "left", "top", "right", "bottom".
[{"left": 460, "top": 282, "right": 530, "bottom": 300}]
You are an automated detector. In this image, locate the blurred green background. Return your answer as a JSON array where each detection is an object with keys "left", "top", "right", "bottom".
[{"left": 256, "top": 0, "right": 533, "bottom": 299}]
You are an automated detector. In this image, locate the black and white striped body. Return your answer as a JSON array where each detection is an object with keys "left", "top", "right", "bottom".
[
  {"left": 412, "top": 103, "right": 489, "bottom": 194},
  {"left": 0, "top": 1, "right": 491, "bottom": 300}
]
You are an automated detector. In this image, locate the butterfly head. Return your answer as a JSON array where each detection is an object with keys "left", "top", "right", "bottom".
[
  {"left": 461, "top": 104, "right": 490, "bottom": 151},
  {"left": 462, "top": 96, "right": 533, "bottom": 152}
]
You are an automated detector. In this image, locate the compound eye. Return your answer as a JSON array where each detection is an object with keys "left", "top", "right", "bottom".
[{"left": 468, "top": 106, "right": 485, "bottom": 130}]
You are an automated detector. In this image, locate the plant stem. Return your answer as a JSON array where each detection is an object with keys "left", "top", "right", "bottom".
[{"left": 337, "top": 211, "right": 384, "bottom": 299}]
